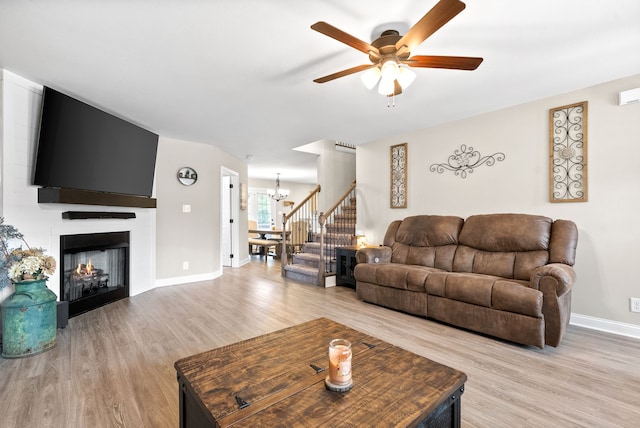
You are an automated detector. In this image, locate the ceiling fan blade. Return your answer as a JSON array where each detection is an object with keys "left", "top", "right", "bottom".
[
  {"left": 403, "top": 55, "right": 483, "bottom": 70},
  {"left": 395, "top": 0, "right": 466, "bottom": 53},
  {"left": 311, "top": 21, "right": 380, "bottom": 57},
  {"left": 313, "top": 64, "right": 375, "bottom": 83}
]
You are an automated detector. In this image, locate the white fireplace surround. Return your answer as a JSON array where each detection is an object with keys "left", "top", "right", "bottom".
[{"left": 2, "top": 71, "right": 157, "bottom": 301}]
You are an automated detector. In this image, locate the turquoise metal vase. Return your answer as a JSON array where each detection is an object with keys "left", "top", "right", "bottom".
[{"left": 1, "top": 279, "right": 57, "bottom": 358}]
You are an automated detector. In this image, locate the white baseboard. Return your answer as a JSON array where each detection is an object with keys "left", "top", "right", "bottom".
[
  {"left": 570, "top": 313, "right": 640, "bottom": 340},
  {"left": 155, "top": 270, "right": 222, "bottom": 288}
]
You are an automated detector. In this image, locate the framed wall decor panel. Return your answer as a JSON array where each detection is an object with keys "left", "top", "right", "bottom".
[
  {"left": 390, "top": 143, "right": 407, "bottom": 208},
  {"left": 549, "top": 101, "right": 588, "bottom": 202}
]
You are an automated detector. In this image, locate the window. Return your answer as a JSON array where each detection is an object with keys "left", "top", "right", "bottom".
[{"left": 248, "top": 189, "right": 275, "bottom": 229}]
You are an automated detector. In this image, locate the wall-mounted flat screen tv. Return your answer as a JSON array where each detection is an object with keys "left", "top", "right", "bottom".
[{"left": 34, "top": 87, "right": 159, "bottom": 198}]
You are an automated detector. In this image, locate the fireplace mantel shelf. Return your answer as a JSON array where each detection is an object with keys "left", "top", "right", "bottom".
[{"left": 38, "top": 187, "right": 156, "bottom": 208}]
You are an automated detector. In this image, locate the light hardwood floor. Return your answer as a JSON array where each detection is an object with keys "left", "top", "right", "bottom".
[{"left": 1, "top": 257, "right": 639, "bottom": 427}]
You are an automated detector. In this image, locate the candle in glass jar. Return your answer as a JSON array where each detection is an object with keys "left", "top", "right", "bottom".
[{"left": 325, "top": 339, "right": 352, "bottom": 391}]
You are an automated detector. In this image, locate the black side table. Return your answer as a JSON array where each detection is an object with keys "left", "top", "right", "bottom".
[{"left": 335, "top": 245, "right": 360, "bottom": 288}]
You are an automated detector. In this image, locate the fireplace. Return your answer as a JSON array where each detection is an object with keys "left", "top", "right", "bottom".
[{"left": 60, "top": 231, "right": 130, "bottom": 317}]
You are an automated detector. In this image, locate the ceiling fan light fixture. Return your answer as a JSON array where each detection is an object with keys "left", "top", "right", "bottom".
[
  {"left": 377, "top": 59, "right": 400, "bottom": 95},
  {"left": 311, "top": 0, "right": 483, "bottom": 103},
  {"left": 361, "top": 67, "right": 381, "bottom": 90},
  {"left": 377, "top": 75, "right": 396, "bottom": 96},
  {"left": 397, "top": 65, "right": 416, "bottom": 90},
  {"left": 380, "top": 60, "right": 399, "bottom": 81}
]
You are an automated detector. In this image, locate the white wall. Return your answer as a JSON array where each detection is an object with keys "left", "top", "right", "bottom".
[
  {"left": 0, "top": 70, "right": 4, "bottom": 215},
  {"left": 357, "top": 73, "right": 640, "bottom": 328},
  {"left": 1, "top": 70, "right": 156, "bottom": 299},
  {"left": 293, "top": 139, "right": 356, "bottom": 210},
  {"left": 316, "top": 140, "right": 356, "bottom": 210}
]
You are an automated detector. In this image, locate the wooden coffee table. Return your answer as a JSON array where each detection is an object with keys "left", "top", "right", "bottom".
[{"left": 175, "top": 318, "right": 467, "bottom": 427}]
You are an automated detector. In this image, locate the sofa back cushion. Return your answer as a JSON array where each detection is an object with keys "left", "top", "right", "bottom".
[
  {"left": 455, "top": 213, "right": 553, "bottom": 280},
  {"left": 388, "top": 215, "right": 463, "bottom": 271},
  {"left": 383, "top": 213, "right": 578, "bottom": 280},
  {"left": 549, "top": 220, "right": 578, "bottom": 265}
]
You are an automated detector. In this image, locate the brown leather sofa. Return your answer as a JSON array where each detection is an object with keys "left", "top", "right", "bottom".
[{"left": 354, "top": 214, "right": 578, "bottom": 348}]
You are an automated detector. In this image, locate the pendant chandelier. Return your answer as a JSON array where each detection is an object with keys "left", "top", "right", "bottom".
[{"left": 267, "top": 173, "right": 289, "bottom": 201}]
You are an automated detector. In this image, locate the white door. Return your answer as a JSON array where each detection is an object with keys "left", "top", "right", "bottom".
[{"left": 221, "top": 167, "right": 240, "bottom": 267}]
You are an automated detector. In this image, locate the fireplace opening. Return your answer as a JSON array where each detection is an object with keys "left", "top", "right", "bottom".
[{"left": 60, "top": 231, "right": 129, "bottom": 317}]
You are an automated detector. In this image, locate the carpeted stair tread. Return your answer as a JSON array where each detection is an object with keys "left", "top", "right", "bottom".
[{"left": 284, "top": 264, "right": 318, "bottom": 275}]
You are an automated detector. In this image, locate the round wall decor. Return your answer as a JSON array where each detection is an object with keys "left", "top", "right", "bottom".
[{"left": 178, "top": 167, "right": 198, "bottom": 186}]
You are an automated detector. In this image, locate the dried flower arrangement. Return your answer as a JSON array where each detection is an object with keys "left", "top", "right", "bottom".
[{"left": 0, "top": 218, "right": 56, "bottom": 288}]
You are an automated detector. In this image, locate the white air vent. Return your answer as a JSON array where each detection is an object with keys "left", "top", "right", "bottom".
[{"left": 618, "top": 88, "right": 640, "bottom": 106}]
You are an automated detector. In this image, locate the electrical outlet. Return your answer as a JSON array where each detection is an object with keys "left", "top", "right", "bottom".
[
  {"left": 182, "top": 204, "right": 191, "bottom": 213},
  {"left": 630, "top": 297, "right": 640, "bottom": 313},
  {"left": 182, "top": 261, "right": 189, "bottom": 270}
]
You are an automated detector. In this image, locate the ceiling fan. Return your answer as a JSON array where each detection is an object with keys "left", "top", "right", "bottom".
[{"left": 311, "top": 0, "right": 483, "bottom": 97}]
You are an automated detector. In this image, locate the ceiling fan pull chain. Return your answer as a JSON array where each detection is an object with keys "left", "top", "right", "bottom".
[{"left": 387, "top": 93, "right": 396, "bottom": 108}]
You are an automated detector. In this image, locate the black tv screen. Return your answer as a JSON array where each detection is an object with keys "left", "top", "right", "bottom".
[{"left": 34, "top": 87, "right": 159, "bottom": 197}]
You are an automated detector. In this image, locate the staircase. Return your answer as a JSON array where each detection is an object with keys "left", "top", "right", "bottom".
[{"left": 282, "top": 182, "right": 357, "bottom": 287}]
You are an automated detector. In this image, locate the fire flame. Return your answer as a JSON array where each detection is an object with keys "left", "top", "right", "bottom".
[{"left": 75, "top": 260, "right": 94, "bottom": 275}]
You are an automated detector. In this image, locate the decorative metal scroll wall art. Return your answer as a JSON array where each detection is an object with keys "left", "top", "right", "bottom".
[
  {"left": 390, "top": 143, "right": 408, "bottom": 208},
  {"left": 429, "top": 144, "right": 505, "bottom": 178},
  {"left": 549, "top": 101, "right": 588, "bottom": 202}
]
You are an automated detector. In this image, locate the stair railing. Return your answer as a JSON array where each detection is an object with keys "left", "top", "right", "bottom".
[
  {"left": 280, "top": 185, "right": 321, "bottom": 276},
  {"left": 317, "top": 180, "right": 357, "bottom": 282}
]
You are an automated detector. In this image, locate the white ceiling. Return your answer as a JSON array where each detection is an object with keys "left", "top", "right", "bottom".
[{"left": 2, "top": 1, "right": 639, "bottom": 184}]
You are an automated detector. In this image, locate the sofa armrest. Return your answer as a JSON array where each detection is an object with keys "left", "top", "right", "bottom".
[
  {"left": 356, "top": 246, "right": 391, "bottom": 264},
  {"left": 531, "top": 263, "right": 576, "bottom": 347},
  {"left": 530, "top": 263, "right": 576, "bottom": 297}
]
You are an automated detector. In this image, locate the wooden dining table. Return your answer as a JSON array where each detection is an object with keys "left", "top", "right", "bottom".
[
  {"left": 248, "top": 229, "right": 290, "bottom": 259},
  {"left": 248, "top": 229, "right": 290, "bottom": 240}
]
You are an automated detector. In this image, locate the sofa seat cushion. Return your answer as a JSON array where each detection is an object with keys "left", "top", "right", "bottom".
[
  {"left": 424, "top": 272, "right": 542, "bottom": 317},
  {"left": 492, "top": 281, "right": 543, "bottom": 318},
  {"left": 354, "top": 263, "right": 444, "bottom": 292}
]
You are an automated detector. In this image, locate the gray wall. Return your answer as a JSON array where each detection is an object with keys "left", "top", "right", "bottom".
[
  {"left": 357, "top": 73, "right": 640, "bottom": 328},
  {"left": 155, "top": 137, "right": 247, "bottom": 283}
]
